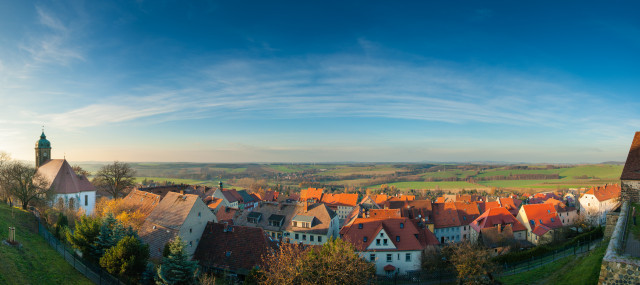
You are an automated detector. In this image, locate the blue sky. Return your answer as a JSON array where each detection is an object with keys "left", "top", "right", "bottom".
[{"left": 1, "top": 0, "right": 639, "bottom": 163}]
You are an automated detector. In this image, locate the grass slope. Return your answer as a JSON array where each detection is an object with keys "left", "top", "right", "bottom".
[
  {"left": 499, "top": 242, "right": 606, "bottom": 285},
  {"left": 369, "top": 181, "right": 489, "bottom": 190},
  {"left": 0, "top": 204, "right": 92, "bottom": 285}
]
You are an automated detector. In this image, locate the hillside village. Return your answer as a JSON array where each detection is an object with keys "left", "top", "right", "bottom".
[{"left": 1, "top": 131, "right": 634, "bottom": 284}]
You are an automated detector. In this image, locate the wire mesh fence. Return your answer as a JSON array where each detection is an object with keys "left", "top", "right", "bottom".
[{"left": 37, "top": 219, "right": 126, "bottom": 285}]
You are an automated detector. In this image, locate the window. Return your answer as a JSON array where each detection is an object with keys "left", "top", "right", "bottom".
[
  {"left": 189, "top": 241, "right": 193, "bottom": 247},
  {"left": 303, "top": 235, "right": 307, "bottom": 240},
  {"left": 406, "top": 253, "right": 411, "bottom": 261},
  {"left": 386, "top": 254, "right": 392, "bottom": 262},
  {"left": 190, "top": 228, "right": 192, "bottom": 233},
  {"left": 198, "top": 212, "right": 201, "bottom": 218},
  {"left": 551, "top": 218, "right": 555, "bottom": 222},
  {"left": 363, "top": 237, "right": 368, "bottom": 242},
  {"left": 318, "top": 236, "right": 322, "bottom": 243},
  {"left": 383, "top": 239, "right": 388, "bottom": 245},
  {"left": 310, "top": 235, "right": 314, "bottom": 242},
  {"left": 358, "top": 223, "right": 363, "bottom": 229},
  {"left": 370, "top": 254, "right": 375, "bottom": 262},
  {"left": 85, "top": 195, "right": 88, "bottom": 206},
  {"left": 376, "top": 239, "right": 381, "bottom": 245},
  {"left": 295, "top": 233, "right": 299, "bottom": 239},
  {"left": 400, "top": 223, "right": 404, "bottom": 229},
  {"left": 380, "top": 233, "right": 384, "bottom": 237},
  {"left": 396, "top": 236, "right": 400, "bottom": 242}
]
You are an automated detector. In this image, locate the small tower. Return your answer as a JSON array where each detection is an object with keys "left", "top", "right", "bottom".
[{"left": 35, "top": 130, "right": 51, "bottom": 168}]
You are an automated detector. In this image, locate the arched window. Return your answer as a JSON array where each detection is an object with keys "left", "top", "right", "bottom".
[
  {"left": 56, "top": 197, "right": 65, "bottom": 209},
  {"left": 68, "top": 198, "right": 75, "bottom": 211}
]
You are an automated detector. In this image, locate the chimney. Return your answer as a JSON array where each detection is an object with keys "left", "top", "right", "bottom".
[
  {"left": 498, "top": 224, "right": 502, "bottom": 233},
  {"left": 180, "top": 190, "right": 184, "bottom": 195},
  {"left": 304, "top": 200, "right": 309, "bottom": 213},
  {"left": 219, "top": 181, "right": 223, "bottom": 190}
]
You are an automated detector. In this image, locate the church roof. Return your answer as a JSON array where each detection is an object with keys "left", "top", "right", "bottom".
[{"left": 36, "top": 159, "right": 95, "bottom": 194}]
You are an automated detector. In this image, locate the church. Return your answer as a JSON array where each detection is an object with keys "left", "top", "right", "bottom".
[{"left": 34, "top": 131, "right": 97, "bottom": 215}]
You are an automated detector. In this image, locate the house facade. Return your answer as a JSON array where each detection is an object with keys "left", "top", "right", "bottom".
[
  {"left": 283, "top": 202, "right": 339, "bottom": 245},
  {"left": 516, "top": 203, "right": 563, "bottom": 245},
  {"left": 578, "top": 184, "right": 621, "bottom": 226}
]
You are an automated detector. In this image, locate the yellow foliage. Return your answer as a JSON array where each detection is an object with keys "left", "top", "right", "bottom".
[{"left": 94, "top": 197, "right": 146, "bottom": 231}]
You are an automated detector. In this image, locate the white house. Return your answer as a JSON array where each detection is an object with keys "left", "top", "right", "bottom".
[
  {"left": 516, "top": 204, "right": 563, "bottom": 245},
  {"left": 283, "top": 202, "right": 339, "bottom": 245},
  {"left": 578, "top": 184, "right": 621, "bottom": 226},
  {"left": 340, "top": 217, "right": 439, "bottom": 276}
]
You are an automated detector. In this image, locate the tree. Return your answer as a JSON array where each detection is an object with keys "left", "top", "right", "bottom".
[
  {"left": 94, "top": 213, "right": 136, "bottom": 259},
  {"left": 0, "top": 152, "right": 11, "bottom": 204},
  {"left": 94, "top": 197, "right": 147, "bottom": 230},
  {"left": 100, "top": 235, "right": 150, "bottom": 281},
  {"left": 260, "top": 238, "right": 375, "bottom": 284},
  {"left": 445, "top": 242, "right": 497, "bottom": 285},
  {"left": 72, "top": 165, "right": 91, "bottom": 178},
  {"left": 156, "top": 236, "right": 198, "bottom": 285},
  {"left": 93, "top": 161, "right": 136, "bottom": 198},
  {"left": 0, "top": 161, "right": 52, "bottom": 209},
  {"left": 67, "top": 215, "right": 102, "bottom": 261}
]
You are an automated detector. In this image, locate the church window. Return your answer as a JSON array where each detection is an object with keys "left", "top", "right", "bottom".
[{"left": 85, "top": 195, "right": 88, "bottom": 206}]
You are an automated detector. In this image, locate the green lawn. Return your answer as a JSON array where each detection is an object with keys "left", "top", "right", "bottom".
[
  {"left": 421, "top": 170, "right": 477, "bottom": 180},
  {"left": 475, "top": 168, "right": 565, "bottom": 178},
  {"left": 0, "top": 204, "right": 93, "bottom": 285},
  {"left": 499, "top": 242, "right": 606, "bottom": 285},
  {"left": 318, "top": 165, "right": 401, "bottom": 176},
  {"left": 369, "top": 181, "right": 489, "bottom": 190}
]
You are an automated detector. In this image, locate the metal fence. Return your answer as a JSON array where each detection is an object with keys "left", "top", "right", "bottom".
[
  {"left": 378, "top": 238, "right": 603, "bottom": 284},
  {"left": 37, "top": 219, "right": 126, "bottom": 285}
]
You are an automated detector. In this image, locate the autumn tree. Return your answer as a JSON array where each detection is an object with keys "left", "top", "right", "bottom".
[
  {"left": 0, "top": 161, "right": 53, "bottom": 209},
  {"left": 260, "top": 238, "right": 375, "bottom": 284},
  {"left": 93, "top": 197, "right": 147, "bottom": 230},
  {"left": 445, "top": 242, "right": 497, "bottom": 285},
  {"left": 93, "top": 161, "right": 136, "bottom": 198}
]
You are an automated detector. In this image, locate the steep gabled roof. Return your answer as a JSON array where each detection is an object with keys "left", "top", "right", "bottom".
[
  {"left": 584, "top": 184, "right": 621, "bottom": 202},
  {"left": 36, "top": 159, "right": 95, "bottom": 194},
  {"left": 216, "top": 206, "right": 240, "bottom": 223},
  {"left": 193, "top": 222, "right": 275, "bottom": 275},
  {"left": 142, "top": 192, "right": 199, "bottom": 230},
  {"left": 455, "top": 202, "right": 481, "bottom": 226},
  {"left": 499, "top": 198, "right": 522, "bottom": 216},
  {"left": 432, "top": 202, "right": 461, "bottom": 229},
  {"left": 340, "top": 217, "right": 438, "bottom": 251},
  {"left": 471, "top": 207, "right": 526, "bottom": 233},
  {"left": 622, "top": 132, "right": 640, "bottom": 180},
  {"left": 478, "top": 201, "right": 500, "bottom": 214},
  {"left": 284, "top": 203, "right": 337, "bottom": 235}
]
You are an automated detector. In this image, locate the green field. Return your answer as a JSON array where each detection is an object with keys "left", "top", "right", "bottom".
[
  {"left": 421, "top": 170, "right": 478, "bottom": 180},
  {"left": 134, "top": 177, "right": 245, "bottom": 189},
  {"left": 0, "top": 204, "right": 92, "bottom": 285},
  {"left": 318, "top": 165, "right": 402, "bottom": 176},
  {"left": 369, "top": 181, "right": 489, "bottom": 190}
]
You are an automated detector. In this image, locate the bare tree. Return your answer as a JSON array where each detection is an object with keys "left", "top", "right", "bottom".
[
  {"left": 0, "top": 161, "right": 52, "bottom": 209},
  {"left": 72, "top": 165, "right": 91, "bottom": 178},
  {"left": 93, "top": 161, "right": 136, "bottom": 199},
  {"left": 0, "top": 152, "right": 12, "bottom": 204}
]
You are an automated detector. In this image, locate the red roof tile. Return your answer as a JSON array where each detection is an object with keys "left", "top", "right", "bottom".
[
  {"left": 300, "top": 188, "right": 323, "bottom": 202},
  {"left": 521, "top": 204, "right": 563, "bottom": 233},
  {"left": 321, "top": 193, "right": 358, "bottom": 207},
  {"left": 478, "top": 201, "right": 500, "bottom": 214},
  {"left": 622, "top": 132, "right": 640, "bottom": 180},
  {"left": 584, "top": 184, "right": 621, "bottom": 202},
  {"left": 368, "top": 209, "right": 402, "bottom": 219},
  {"left": 216, "top": 206, "right": 239, "bottom": 223},
  {"left": 36, "top": 159, "right": 96, "bottom": 194}
]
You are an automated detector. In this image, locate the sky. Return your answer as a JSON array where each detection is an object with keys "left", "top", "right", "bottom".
[{"left": 1, "top": 1, "right": 639, "bottom": 163}]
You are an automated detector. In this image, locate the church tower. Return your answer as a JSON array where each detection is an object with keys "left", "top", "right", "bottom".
[{"left": 35, "top": 131, "right": 51, "bottom": 168}]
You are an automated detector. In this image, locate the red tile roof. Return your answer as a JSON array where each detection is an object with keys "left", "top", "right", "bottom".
[
  {"left": 368, "top": 209, "right": 402, "bottom": 219},
  {"left": 193, "top": 222, "right": 275, "bottom": 275},
  {"left": 300, "top": 188, "right": 324, "bottom": 202},
  {"left": 340, "top": 217, "right": 438, "bottom": 251},
  {"left": 470, "top": 207, "right": 526, "bottom": 233},
  {"left": 388, "top": 195, "right": 415, "bottom": 202},
  {"left": 521, "top": 204, "right": 563, "bottom": 236},
  {"left": 584, "top": 184, "right": 621, "bottom": 202},
  {"left": 121, "top": 189, "right": 161, "bottom": 216},
  {"left": 499, "top": 198, "right": 522, "bottom": 216},
  {"left": 374, "top": 194, "right": 389, "bottom": 204},
  {"left": 207, "top": 198, "right": 224, "bottom": 210},
  {"left": 216, "top": 206, "right": 239, "bottom": 223},
  {"left": 432, "top": 202, "right": 461, "bottom": 229},
  {"left": 454, "top": 202, "right": 481, "bottom": 226},
  {"left": 622, "top": 132, "right": 640, "bottom": 180},
  {"left": 321, "top": 193, "right": 359, "bottom": 207},
  {"left": 478, "top": 201, "right": 501, "bottom": 214}
]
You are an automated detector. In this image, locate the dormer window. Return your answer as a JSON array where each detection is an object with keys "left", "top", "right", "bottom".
[
  {"left": 400, "top": 223, "right": 404, "bottom": 229},
  {"left": 363, "top": 237, "right": 368, "bottom": 242},
  {"left": 358, "top": 223, "right": 363, "bottom": 229},
  {"left": 396, "top": 236, "right": 400, "bottom": 242}
]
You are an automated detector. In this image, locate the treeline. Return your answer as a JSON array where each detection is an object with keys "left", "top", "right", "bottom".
[{"left": 473, "top": 173, "right": 560, "bottom": 181}]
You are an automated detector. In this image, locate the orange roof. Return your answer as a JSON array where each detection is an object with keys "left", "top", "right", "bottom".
[
  {"left": 584, "top": 184, "right": 621, "bottom": 202},
  {"left": 479, "top": 201, "right": 500, "bottom": 214},
  {"left": 207, "top": 198, "right": 223, "bottom": 210},
  {"left": 320, "top": 193, "right": 358, "bottom": 207},
  {"left": 435, "top": 197, "right": 445, "bottom": 203},
  {"left": 521, "top": 204, "right": 563, "bottom": 233},
  {"left": 368, "top": 209, "right": 402, "bottom": 219},
  {"left": 388, "top": 195, "right": 415, "bottom": 202},
  {"left": 622, "top": 132, "right": 640, "bottom": 180},
  {"left": 454, "top": 202, "right": 481, "bottom": 226},
  {"left": 300, "top": 188, "right": 324, "bottom": 201},
  {"left": 499, "top": 198, "right": 522, "bottom": 216},
  {"left": 432, "top": 202, "right": 461, "bottom": 228},
  {"left": 470, "top": 207, "right": 526, "bottom": 233},
  {"left": 374, "top": 194, "right": 389, "bottom": 204}
]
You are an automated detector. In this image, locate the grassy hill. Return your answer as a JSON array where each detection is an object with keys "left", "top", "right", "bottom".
[{"left": 0, "top": 204, "right": 92, "bottom": 285}]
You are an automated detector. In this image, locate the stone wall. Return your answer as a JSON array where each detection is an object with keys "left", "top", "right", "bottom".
[
  {"left": 599, "top": 202, "right": 640, "bottom": 284},
  {"left": 605, "top": 206, "right": 623, "bottom": 238},
  {"left": 622, "top": 180, "right": 640, "bottom": 203}
]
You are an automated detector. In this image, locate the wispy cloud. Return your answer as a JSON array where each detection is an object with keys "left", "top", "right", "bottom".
[{"left": 36, "top": 55, "right": 620, "bottom": 133}]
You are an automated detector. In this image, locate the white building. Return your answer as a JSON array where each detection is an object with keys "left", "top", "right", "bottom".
[
  {"left": 578, "top": 184, "right": 621, "bottom": 226},
  {"left": 340, "top": 217, "right": 439, "bottom": 276},
  {"left": 283, "top": 202, "right": 339, "bottom": 245}
]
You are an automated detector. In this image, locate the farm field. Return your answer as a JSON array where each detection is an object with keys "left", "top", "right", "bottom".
[
  {"left": 369, "top": 181, "right": 489, "bottom": 191},
  {"left": 317, "top": 165, "right": 403, "bottom": 176},
  {"left": 134, "top": 177, "right": 244, "bottom": 189},
  {"left": 0, "top": 204, "right": 92, "bottom": 285}
]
